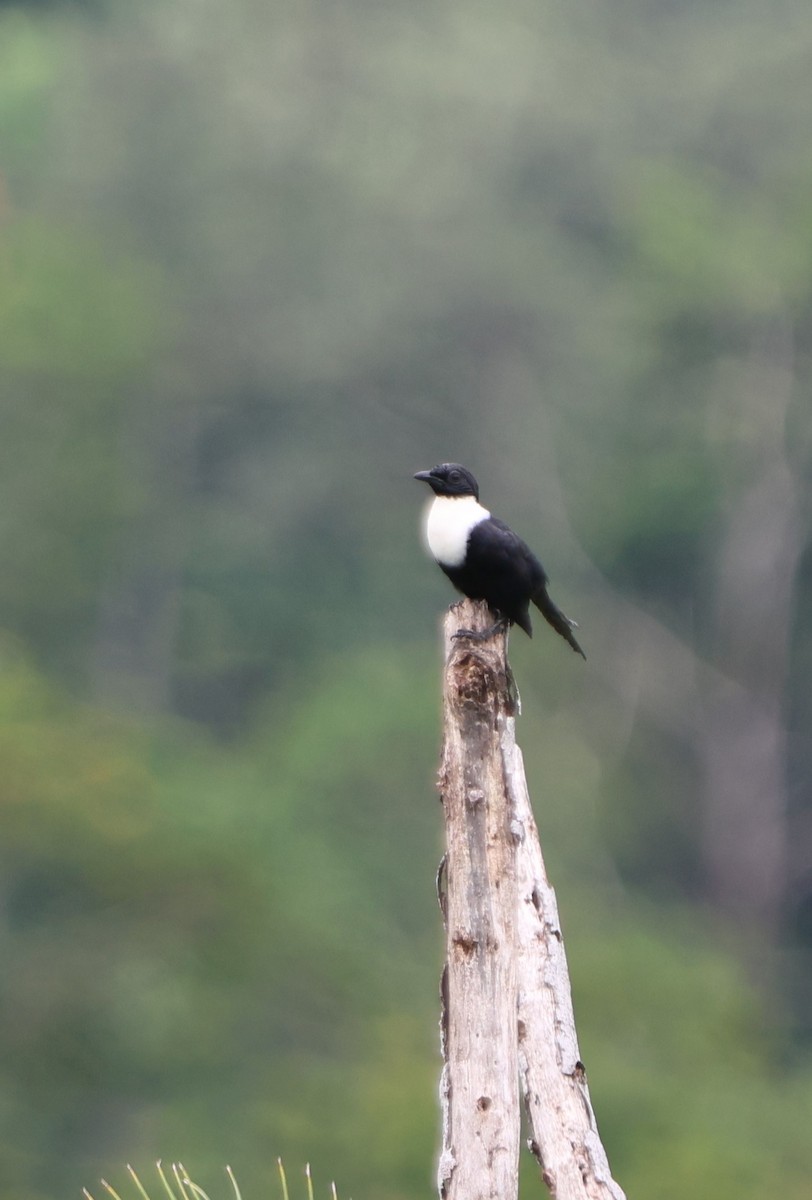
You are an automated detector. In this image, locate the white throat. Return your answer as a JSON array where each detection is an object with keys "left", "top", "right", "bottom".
[{"left": 423, "top": 494, "right": 490, "bottom": 567}]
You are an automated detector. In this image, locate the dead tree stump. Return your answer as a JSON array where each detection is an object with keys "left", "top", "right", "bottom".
[{"left": 437, "top": 598, "right": 625, "bottom": 1200}]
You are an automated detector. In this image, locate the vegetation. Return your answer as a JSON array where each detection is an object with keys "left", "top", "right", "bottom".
[
  {"left": 82, "top": 1161, "right": 341, "bottom": 1200},
  {"left": 0, "top": 1, "right": 810, "bottom": 1197}
]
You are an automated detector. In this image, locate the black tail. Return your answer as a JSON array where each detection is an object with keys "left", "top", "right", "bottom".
[{"left": 533, "top": 586, "right": 586, "bottom": 659}]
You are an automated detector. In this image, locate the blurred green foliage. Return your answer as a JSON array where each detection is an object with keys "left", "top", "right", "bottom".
[{"left": 0, "top": 1, "right": 811, "bottom": 1198}]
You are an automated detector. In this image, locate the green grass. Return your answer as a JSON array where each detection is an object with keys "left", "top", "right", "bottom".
[{"left": 83, "top": 1161, "right": 343, "bottom": 1200}]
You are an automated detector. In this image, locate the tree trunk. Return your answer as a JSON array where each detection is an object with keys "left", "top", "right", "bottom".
[
  {"left": 700, "top": 316, "right": 803, "bottom": 939},
  {"left": 437, "top": 598, "right": 624, "bottom": 1200},
  {"left": 510, "top": 732, "right": 626, "bottom": 1200},
  {"left": 91, "top": 389, "right": 195, "bottom": 714},
  {"left": 437, "top": 598, "right": 521, "bottom": 1200}
]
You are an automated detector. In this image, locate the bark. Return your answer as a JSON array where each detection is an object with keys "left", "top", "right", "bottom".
[
  {"left": 437, "top": 598, "right": 521, "bottom": 1200},
  {"left": 510, "top": 732, "right": 626, "bottom": 1200},
  {"left": 437, "top": 598, "right": 624, "bottom": 1200}
]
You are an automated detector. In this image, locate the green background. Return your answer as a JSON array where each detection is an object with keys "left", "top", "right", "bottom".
[{"left": 0, "top": 1, "right": 811, "bottom": 1196}]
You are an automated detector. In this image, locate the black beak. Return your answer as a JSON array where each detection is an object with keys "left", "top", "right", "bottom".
[{"left": 413, "top": 470, "right": 434, "bottom": 483}]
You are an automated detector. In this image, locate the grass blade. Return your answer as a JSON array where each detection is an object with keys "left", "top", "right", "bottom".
[
  {"left": 276, "top": 1159, "right": 290, "bottom": 1200},
  {"left": 156, "top": 1162, "right": 180, "bottom": 1200},
  {"left": 225, "top": 1165, "right": 242, "bottom": 1200},
  {"left": 127, "top": 1165, "right": 153, "bottom": 1200}
]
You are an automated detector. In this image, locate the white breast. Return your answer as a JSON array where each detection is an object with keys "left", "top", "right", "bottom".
[{"left": 423, "top": 495, "right": 490, "bottom": 567}]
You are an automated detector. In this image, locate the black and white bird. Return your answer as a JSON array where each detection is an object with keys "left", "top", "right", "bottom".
[{"left": 414, "top": 462, "right": 585, "bottom": 658}]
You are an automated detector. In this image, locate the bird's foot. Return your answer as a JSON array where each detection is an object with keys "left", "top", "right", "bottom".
[{"left": 452, "top": 617, "right": 508, "bottom": 642}]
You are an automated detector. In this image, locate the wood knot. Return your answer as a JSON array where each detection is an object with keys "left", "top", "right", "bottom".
[
  {"left": 452, "top": 931, "right": 478, "bottom": 956},
  {"left": 476, "top": 1095, "right": 492, "bottom": 1112},
  {"left": 451, "top": 652, "right": 499, "bottom": 711}
]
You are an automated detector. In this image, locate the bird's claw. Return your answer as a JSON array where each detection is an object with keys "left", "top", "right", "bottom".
[
  {"left": 452, "top": 626, "right": 486, "bottom": 642},
  {"left": 452, "top": 619, "right": 507, "bottom": 643}
]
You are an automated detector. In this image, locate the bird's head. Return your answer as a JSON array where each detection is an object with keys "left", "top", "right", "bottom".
[{"left": 413, "top": 463, "right": 480, "bottom": 499}]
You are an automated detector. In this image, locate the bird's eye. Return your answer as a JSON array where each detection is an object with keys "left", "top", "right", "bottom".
[{"left": 448, "top": 470, "right": 460, "bottom": 482}]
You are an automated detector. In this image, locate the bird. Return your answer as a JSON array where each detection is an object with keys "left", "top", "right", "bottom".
[{"left": 414, "top": 462, "right": 585, "bottom": 658}]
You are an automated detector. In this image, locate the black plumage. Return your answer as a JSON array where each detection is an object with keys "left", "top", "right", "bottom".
[{"left": 414, "top": 462, "right": 585, "bottom": 658}]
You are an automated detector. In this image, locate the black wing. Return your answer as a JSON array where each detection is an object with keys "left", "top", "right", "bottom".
[
  {"left": 449, "top": 517, "right": 547, "bottom": 635},
  {"left": 457, "top": 517, "right": 586, "bottom": 656}
]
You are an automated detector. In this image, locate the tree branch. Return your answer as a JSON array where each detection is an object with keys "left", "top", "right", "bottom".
[{"left": 509, "top": 725, "right": 626, "bottom": 1199}]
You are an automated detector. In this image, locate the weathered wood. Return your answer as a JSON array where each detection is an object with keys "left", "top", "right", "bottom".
[
  {"left": 508, "top": 729, "right": 627, "bottom": 1200},
  {"left": 437, "top": 597, "right": 625, "bottom": 1200},
  {"left": 437, "top": 598, "right": 521, "bottom": 1200}
]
